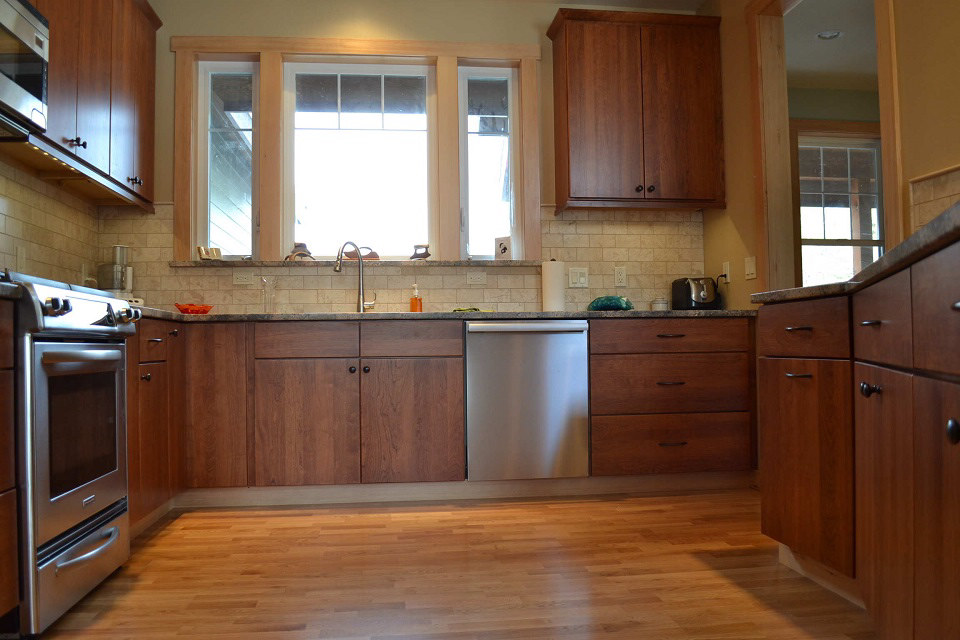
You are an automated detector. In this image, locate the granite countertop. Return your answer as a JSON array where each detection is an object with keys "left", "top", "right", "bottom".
[
  {"left": 0, "top": 282, "right": 21, "bottom": 301},
  {"left": 138, "top": 308, "right": 756, "bottom": 322},
  {"left": 752, "top": 201, "right": 960, "bottom": 304}
]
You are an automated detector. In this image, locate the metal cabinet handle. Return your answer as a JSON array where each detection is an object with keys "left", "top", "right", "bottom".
[
  {"left": 42, "top": 349, "right": 122, "bottom": 364},
  {"left": 68, "top": 136, "right": 87, "bottom": 149},
  {"left": 656, "top": 381, "right": 686, "bottom": 386},
  {"left": 785, "top": 326, "right": 813, "bottom": 332},
  {"left": 656, "top": 333, "right": 685, "bottom": 339},
  {"left": 362, "top": 366, "right": 370, "bottom": 373},
  {"left": 953, "top": 302, "right": 960, "bottom": 311},
  {"left": 635, "top": 185, "right": 644, "bottom": 193},
  {"left": 947, "top": 419, "right": 960, "bottom": 445},
  {"left": 147, "top": 338, "right": 163, "bottom": 343},
  {"left": 647, "top": 185, "right": 656, "bottom": 193},
  {"left": 140, "top": 373, "right": 151, "bottom": 381},
  {"left": 658, "top": 441, "right": 687, "bottom": 447},
  {"left": 55, "top": 527, "right": 119, "bottom": 575},
  {"left": 168, "top": 329, "right": 179, "bottom": 337},
  {"left": 785, "top": 372, "right": 813, "bottom": 379},
  {"left": 348, "top": 366, "right": 357, "bottom": 374},
  {"left": 859, "top": 320, "right": 882, "bottom": 327},
  {"left": 860, "top": 381, "right": 882, "bottom": 397}
]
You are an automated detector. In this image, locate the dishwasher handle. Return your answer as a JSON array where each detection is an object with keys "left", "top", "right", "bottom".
[{"left": 466, "top": 320, "right": 589, "bottom": 333}]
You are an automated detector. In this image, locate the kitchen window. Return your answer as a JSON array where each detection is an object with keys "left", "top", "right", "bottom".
[{"left": 796, "top": 134, "right": 884, "bottom": 286}]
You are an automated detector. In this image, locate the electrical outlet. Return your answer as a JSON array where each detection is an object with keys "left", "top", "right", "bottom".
[
  {"left": 233, "top": 271, "right": 256, "bottom": 285},
  {"left": 744, "top": 256, "right": 757, "bottom": 280},
  {"left": 721, "top": 261, "right": 730, "bottom": 282},
  {"left": 569, "top": 267, "right": 589, "bottom": 288},
  {"left": 614, "top": 266, "right": 627, "bottom": 287},
  {"left": 466, "top": 271, "right": 487, "bottom": 285}
]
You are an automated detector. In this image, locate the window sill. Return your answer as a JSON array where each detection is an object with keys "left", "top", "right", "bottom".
[{"left": 169, "top": 259, "right": 544, "bottom": 268}]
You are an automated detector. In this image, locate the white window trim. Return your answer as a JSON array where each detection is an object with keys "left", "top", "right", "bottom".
[
  {"left": 195, "top": 60, "right": 259, "bottom": 259},
  {"left": 281, "top": 61, "right": 438, "bottom": 260},
  {"left": 457, "top": 65, "right": 519, "bottom": 260}
]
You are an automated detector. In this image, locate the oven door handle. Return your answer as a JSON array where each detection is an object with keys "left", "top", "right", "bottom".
[
  {"left": 54, "top": 526, "right": 120, "bottom": 575},
  {"left": 41, "top": 349, "right": 123, "bottom": 365}
]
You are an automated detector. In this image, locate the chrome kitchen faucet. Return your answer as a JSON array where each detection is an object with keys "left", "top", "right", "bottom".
[{"left": 333, "top": 241, "right": 376, "bottom": 313}]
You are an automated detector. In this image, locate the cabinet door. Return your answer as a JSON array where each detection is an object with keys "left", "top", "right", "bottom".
[
  {"left": 254, "top": 359, "right": 360, "bottom": 486},
  {"left": 132, "top": 3, "right": 156, "bottom": 201},
  {"left": 109, "top": 0, "right": 137, "bottom": 191},
  {"left": 0, "top": 488, "right": 16, "bottom": 616},
  {"left": 0, "top": 371, "right": 13, "bottom": 492},
  {"left": 136, "top": 362, "right": 169, "bottom": 520},
  {"left": 74, "top": 0, "right": 113, "bottom": 172},
  {"left": 758, "top": 357, "right": 853, "bottom": 576},
  {"left": 640, "top": 23, "right": 723, "bottom": 202},
  {"left": 563, "top": 20, "right": 644, "bottom": 200},
  {"left": 361, "top": 358, "right": 465, "bottom": 483},
  {"left": 855, "top": 363, "right": 913, "bottom": 639},
  {"left": 184, "top": 324, "right": 248, "bottom": 488},
  {"left": 33, "top": 0, "right": 79, "bottom": 149},
  {"left": 913, "top": 377, "right": 960, "bottom": 638}
]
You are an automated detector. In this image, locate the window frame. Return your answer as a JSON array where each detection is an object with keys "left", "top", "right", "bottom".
[
  {"left": 281, "top": 61, "right": 438, "bottom": 259},
  {"left": 195, "top": 60, "right": 260, "bottom": 259},
  {"left": 457, "top": 65, "right": 519, "bottom": 260}
]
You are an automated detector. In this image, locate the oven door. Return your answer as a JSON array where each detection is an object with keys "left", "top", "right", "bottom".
[{"left": 31, "top": 342, "right": 127, "bottom": 545}]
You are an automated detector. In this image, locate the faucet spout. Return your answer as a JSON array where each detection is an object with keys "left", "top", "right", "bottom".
[{"left": 333, "top": 241, "right": 372, "bottom": 313}]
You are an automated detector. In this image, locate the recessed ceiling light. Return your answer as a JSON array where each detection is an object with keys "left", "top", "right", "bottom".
[{"left": 817, "top": 30, "right": 843, "bottom": 40}]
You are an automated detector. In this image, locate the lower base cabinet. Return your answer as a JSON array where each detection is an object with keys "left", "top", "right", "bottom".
[
  {"left": 136, "top": 362, "right": 171, "bottom": 520},
  {"left": 0, "top": 489, "right": 16, "bottom": 616}
]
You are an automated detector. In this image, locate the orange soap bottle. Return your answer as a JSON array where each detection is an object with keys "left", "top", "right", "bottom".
[{"left": 410, "top": 283, "right": 423, "bottom": 312}]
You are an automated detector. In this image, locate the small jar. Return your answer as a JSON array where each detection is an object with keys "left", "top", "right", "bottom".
[{"left": 650, "top": 297, "right": 669, "bottom": 311}]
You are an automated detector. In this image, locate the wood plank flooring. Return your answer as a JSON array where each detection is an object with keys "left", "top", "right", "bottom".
[{"left": 44, "top": 489, "right": 875, "bottom": 639}]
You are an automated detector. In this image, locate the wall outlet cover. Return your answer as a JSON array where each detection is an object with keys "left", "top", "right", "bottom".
[
  {"left": 494, "top": 236, "right": 512, "bottom": 260},
  {"left": 466, "top": 271, "right": 487, "bottom": 285},
  {"left": 569, "top": 267, "right": 589, "bottom": 288},
  {"left": 614, "top": 266, "right": 627, "bottom": 287},
  {"left": 233, "top": 271, "right": 256, "bottom": 285},
  {"left": 744, "top": 256, "right": 758, "bottom": 280},
  {"left": 721, "top": 261, "right": 730, "bottom": 282}
]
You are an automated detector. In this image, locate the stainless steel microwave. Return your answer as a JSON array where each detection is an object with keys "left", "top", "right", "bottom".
[{"left": 0, "top": 0, "right": 48, "bottom": 134}]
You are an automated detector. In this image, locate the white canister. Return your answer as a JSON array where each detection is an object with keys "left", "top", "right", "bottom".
[{"left": 650, "top": 297, "right": 669, "bottom": 311}]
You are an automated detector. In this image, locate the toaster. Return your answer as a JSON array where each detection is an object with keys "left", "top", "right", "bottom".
[{"left": 671, "top": 277, "right": 722, "bottom": 310}]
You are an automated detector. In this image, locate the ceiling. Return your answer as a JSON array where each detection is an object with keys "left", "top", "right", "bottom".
[{"left": 784, "top": 0, "right": 878, "bottom": 91}]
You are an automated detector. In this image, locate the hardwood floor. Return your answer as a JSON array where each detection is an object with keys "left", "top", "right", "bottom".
[{"left": 45, "top": 490, "right": 875, "bottom": 639}]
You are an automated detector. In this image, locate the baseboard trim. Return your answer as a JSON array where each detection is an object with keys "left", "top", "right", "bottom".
[
  {"left": 174, "top": 471, "right": 754, "bottom": 509},
  {"left": 130, "top": 499, "right": 175, "bottom": 538},
  {"left": 778, "top": 544, "right": 864, "bottom": 609}
]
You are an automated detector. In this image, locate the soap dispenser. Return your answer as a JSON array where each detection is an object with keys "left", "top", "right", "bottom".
[{"left": 410, "top": 283, "right": 423, "bottom": 312}]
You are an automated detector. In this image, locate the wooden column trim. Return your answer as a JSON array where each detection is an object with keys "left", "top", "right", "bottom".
[
  {"left": 257, "top": 51, "right": 284, "bottom": 261},
  {"left": 173, "top": 50, "right": 197, "bottom": 261},
  {"left": 518, "top": 57, "right": 541, "bottom": 261},
  {"left": 435, "top": 56, "right": 460, "bottom": 260},
  {"left": 874, "top": 0, "right": 905, "bottom": 244}
]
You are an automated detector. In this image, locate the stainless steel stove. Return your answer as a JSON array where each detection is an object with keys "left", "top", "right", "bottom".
[{"left": 3, "top": 272, "right": 141, "bottom": 636}]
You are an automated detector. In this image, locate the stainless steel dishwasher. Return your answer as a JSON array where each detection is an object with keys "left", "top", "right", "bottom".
[{"left": 465, "top": 320, "right": 589, "bottom": 480}]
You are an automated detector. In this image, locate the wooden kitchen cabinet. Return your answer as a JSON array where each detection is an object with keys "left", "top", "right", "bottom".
[
  {"left": 548, "top": 10, "right": 724, "bottom": 210},
  {"left": 361, "top": 357, "right": 465, "bottom": 483},
  {"left": 855, "top": 363, "right": 913, "bottom": 639},
  {"left": 134, "top": 362, "right": 170, "bottom": 521},
  {"left": 253, "top": 359, "right": 360, "bottom": 486},
  {"left": 912, "top": 376, "right": 960, "bottom": 639},
  {"left": 0, "top": 371, "right": 13, "bottom": 493},
  {"left": 912, "top": 240, "right": 960, "bottom": 377},
  {"left": 759, "top": 357, "right": 853, "bottom": 577},
  {"left": 0, "top": 488, "right": 17, "bottom": 617}
]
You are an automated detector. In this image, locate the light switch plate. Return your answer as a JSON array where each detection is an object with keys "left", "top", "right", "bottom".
[
  {"left": 466, "top": 271, "right": 487, "bottom": 285},
  {"left": 614, "top": 266, "right": 627, "bottom": 287},
  {"left": 722, "top": 261, "right": 730, "bottom": 282},
  {"left": 233, "top": 271, "right": 256, "bottom": 285},
  {"left": 569, "top": 267, "right": 589, "bottom": 288},
  {"left": 744, "top": 256, "right": 757, "bottom": 280}
]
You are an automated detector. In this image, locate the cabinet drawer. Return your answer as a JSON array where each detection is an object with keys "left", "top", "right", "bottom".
[
  {"left": 0, "top": 300, "right": 12, "bottom": 369},
  {"left": 590, "top": 318, "right": 749, "bottom": 354},
  {"left": 591, "top": 352, "right": 749, "bottom": 414},
  {"left": 853, "top": 268, "right": 912, "bottom": 368},
  {"left": 912, "top": 241, "right": 960, "bottom": 376},
  {"left": 757, "top": 297, "right": 850, "bottom": 358},
  {"left": 361, "top": 321, "right": 463, "bottom": 357},
  {"left": 592, "top": 412, "right": 750, "bottom": 475},
  {"left": 255, "top": 321, "right": 359, "bottom": 358},
  {"left": 138, "top": 320, "right": 171, "bottom": 362},
  {"left": 0, "top": 371, "right": 12, "bottom": 492},
  {"left": 0, "top": 488, "right": 16, "bottom": 616}
]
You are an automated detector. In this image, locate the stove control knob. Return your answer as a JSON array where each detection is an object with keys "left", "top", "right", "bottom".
[
  {"left": 118, "top": 307, "right": 142, "bottom": 323},
  {"left": 42, "top": 297, "right": 71, "bottom": 316}
]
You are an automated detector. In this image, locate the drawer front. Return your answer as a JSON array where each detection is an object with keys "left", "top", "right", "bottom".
[
  {"left": 591, "top": 352, "right": 750, "bottom": 415},
  {"left": 590, "top": 318, "right": 750, "bottom": 354},
  {"left": 757, "top": 297, "right": 850, "bottom": 358},
  {"left": 138, "top": 319, "right": 171, "bottom": 362},
  {"left": 0, "top": 371, "right": 12, "bottom": 492},
  {"left": 592, "top": 412, "right": 751, "bottom": 475},
  {"left": 853, "top": 268, "right": 912, "bottom": 368},
  {"left": 0, "top": 300, "right": 12, "bottom": 369},
  {"left": 361, "top": 321, "right": 463, "bottom": 357},
  {"left": 912, "top": 241, "right": 960, "bottom": 376},
  {"left": 0, "top": 488, "right": 17, "bottom": 616},
  {"left": 255, "top": 321, "right": 359, "bottom": 358}
]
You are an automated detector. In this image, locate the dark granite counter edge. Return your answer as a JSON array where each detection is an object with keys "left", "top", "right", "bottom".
[
  {"left": 752, "top": 201, "right": 960, "bottom": 305},
  {"left": 0, "top": 283, "right": 21, "bottom": 301},
  {"left": 137, "top": 308, "right": 757, "bottom": 322}
]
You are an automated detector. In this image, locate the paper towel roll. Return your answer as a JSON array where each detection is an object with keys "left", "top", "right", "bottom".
[{"left": 541, "top": 261, "right": 565, "bottom": 311}]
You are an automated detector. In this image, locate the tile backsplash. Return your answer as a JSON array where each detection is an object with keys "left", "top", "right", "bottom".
[{"left": 98, "top": 204, "right": 704, "bottom": 313}]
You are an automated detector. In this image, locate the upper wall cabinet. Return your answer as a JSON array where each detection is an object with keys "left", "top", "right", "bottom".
[{"left": 548, "top": 10, "right": 725, "bottom": 211}]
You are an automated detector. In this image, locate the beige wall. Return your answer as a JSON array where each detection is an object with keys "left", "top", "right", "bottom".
[
  {"left": 787, "top": 88, "right": 880, "bottom": 122},
  {"left": 893, "top": 0, "right": 960, "bottom": 182}
]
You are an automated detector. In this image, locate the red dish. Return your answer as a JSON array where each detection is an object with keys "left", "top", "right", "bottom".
[{"left": 175, "top": 303, "right": 214, "bottom": 315}]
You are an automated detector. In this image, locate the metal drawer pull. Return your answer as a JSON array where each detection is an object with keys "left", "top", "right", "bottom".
[
  {"left": 55, "top": 526, "right": 120, "bottom": 575},
  {"left": 860, "top": 381, "right": 882, "bottom": 397},
  {"left": 785, "top": 372, "right": 813, "bottom": 379},
  {"left": 953, "top": 302, "right": 960, "bottom": 311},
  {"left": 785, "top": 326, "right": 813, "bottom": 332},
  {"left": 147, "top": 338, "right": 164, "bottom": 343},
  {"left": 947, "top": 419, "right": 959, "bottom": 445},
  {"left": 140, "top": 373, "right": 151, "bottom": 381},
  {"left": 169, "top": 329, "right": 180, "bottom": 337},
  {"left": 658, "top": 441, "right": 688, "bottom": 447},
  {"left": 656, "top": 381, "right": 686, "bottom": 386},
  {"left": 656, "top": 333, "right": 686, "bottom": 338},
  {"left": 859, "top": 320, "right": 882, "bottom": 327}
]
